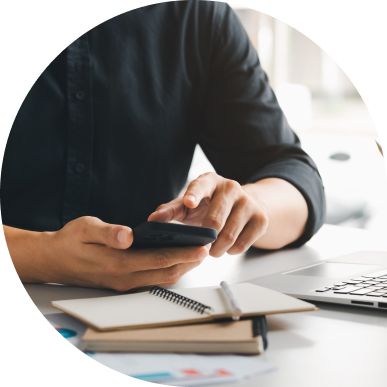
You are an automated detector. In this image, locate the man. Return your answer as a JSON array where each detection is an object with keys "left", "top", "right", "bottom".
[{"left": 1, "top": 1, "right": 325, "bottom": 291}]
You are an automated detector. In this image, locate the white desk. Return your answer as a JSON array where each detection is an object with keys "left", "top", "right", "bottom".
[{"left": 25, "top": 224, "right": 387, "bottom": 386}]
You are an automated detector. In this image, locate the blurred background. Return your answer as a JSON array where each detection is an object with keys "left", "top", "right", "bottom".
[{"left": 186, "top": 3, "right": 387, "bottom": 232}]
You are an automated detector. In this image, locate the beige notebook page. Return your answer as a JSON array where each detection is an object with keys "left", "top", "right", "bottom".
[
  {"left": 53, "top": 283, "right": 316, "bottom": 330},
  {"left": 53, "top": 291, "right": 215, "bottom": 330},
  {"left": 173, "top": 283, "right": 317, "bottom": 317}
]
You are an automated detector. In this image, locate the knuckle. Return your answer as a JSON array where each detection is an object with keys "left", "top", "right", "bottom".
[
  {"left": 155, "top": 252, "right": 173, "bottom": 269},
  {"left": 238, "top": 195, "right": 250, "bottom": 207},
  {"left": 232, "top": 240, "right": 249, "bottom": 253},
  {"left": 253, "top": 212, "right": 269, "bottom": 229},
  {"left": 220, "top": 230, "right": 236, "bottom": 245},
  {"left": 81, "top": 216, "right": 96, "bottom": 226},
  {"left": 263, "top": 213, "right": 269, "bottom": 228},
  {"left": 206, "top": 215, "right": 223, "bottom": 231},
  {"left": 75, "top": 216, "right": 88, "bottom": 228},
  {"left": 77, "top": 216, "right": 97, "bottom": 236},
  {"left": 165, "top": 266, "right": 181, "bottom": 284},
  {"left": 224, "top": 179, "right": 240, "bottom": 193},
  {"left": 77, "top": 224, "right": 89, "bottom": 238}
]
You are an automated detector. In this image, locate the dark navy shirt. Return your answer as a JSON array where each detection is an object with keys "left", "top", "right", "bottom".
[{"left": 1, "top": 1, "right": 325, "bottom": 247}]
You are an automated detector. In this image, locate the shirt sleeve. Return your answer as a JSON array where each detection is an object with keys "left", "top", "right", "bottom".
[{"left": 199, "top": 3, "right": 325, "bottom": 247}]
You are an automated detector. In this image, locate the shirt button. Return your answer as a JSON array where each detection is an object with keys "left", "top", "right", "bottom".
[
  {"left": 76, "top": 90, "right": 85, "bottom": 100},
  {"left": 75, "top": 163, "right": 85, "bottom": 173}
]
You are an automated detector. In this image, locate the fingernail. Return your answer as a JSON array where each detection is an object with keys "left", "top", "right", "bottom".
[
  {"left": 204, "top": 243, "right": 211, "bottom": 250},
  {"left": 117, "top": 230, "right": 127, "bottom": 244},
  {"left": 156, "top": 208, "right": 167, "bottom": 213},
  {"left": 186, "top": 194, "right": 196, "bottom": 203}
]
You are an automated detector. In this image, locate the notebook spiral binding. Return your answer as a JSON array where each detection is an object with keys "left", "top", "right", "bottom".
[{"left": 149, "top": 286, "right": 213, "bottom": 314}]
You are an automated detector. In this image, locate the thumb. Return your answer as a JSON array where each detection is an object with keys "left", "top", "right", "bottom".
[
  {"left": 113, "top": 226, "right": 133, "bottom": 249},
  {"left": 80, "top": 217, "right": 133, "bottom": 249}
]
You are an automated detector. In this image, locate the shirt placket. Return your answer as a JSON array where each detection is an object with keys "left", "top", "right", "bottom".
[{"left": 62, "top": 34, "right": 94, "bottom": 225}]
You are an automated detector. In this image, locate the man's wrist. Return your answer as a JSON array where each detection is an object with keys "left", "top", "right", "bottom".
[
  {"left": 243, "top": 178, "right": 308, "bottom": 249},
  {"left": 34, "top": 231, "right": 56, "bottom": 283},
  {"left": 4, "top": 225, "right": 55, "bottom": 283},
  {"left": 242, "top": 183, "right": 270, "bottom": 218}
]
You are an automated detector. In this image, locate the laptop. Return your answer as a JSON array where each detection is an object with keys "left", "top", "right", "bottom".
[{"left": 245, "top": 251, "right": 387, "bottom": 310}]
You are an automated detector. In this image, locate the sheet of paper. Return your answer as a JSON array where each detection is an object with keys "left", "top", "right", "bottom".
[
  {"left": 45, "top": 312, "right": 88, "bottom": 350},
  {"left": 44, "top": 313, "right": 276, "bottom": 386}
]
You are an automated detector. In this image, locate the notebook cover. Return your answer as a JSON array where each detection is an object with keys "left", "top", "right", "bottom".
[
  {"left": 82, "top": 318, "right": 267, "bottom": 354},
  {"left": 52, "top": 283, "right": 317, "bottom": 331}
]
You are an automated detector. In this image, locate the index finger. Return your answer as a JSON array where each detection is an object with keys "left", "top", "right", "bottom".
[{"left": 183, "top": 172, "right": 219, "bottom": 209}]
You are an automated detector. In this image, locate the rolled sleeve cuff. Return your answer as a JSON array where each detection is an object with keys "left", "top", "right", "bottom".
[{"left": 247, "top": 159, "right": 326, "bottom": 247}]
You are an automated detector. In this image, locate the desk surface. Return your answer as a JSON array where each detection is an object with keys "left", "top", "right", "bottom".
[{"left": 25, "top": 224, "right": 387, "bottom": 386}]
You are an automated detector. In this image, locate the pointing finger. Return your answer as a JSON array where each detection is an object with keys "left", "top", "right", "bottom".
[
  {"left": 183, "top": 172, "right": 218, "bottom": 209},
  {"left": 148, "top": 198, "right": 186, "bottom": 223}
]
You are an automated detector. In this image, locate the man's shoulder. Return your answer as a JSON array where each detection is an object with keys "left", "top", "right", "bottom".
[
  {"left": 95, "top": 1, "right": 237, "bottom": 52},
  {"left": 108, "top": 1, "right": 232, "bottom": 29}
]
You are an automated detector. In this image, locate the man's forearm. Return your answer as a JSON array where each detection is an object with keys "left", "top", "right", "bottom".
[
  {"left": 3, "top": 225, "right": 51, "bottom": 283},
  {"left": 243, "top": 178, "right": 308, "bottom": 249}
]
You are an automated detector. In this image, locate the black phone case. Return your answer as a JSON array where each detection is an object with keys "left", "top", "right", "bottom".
[{"left": 132, "top": 221, "right": 217, "bottom": 248}]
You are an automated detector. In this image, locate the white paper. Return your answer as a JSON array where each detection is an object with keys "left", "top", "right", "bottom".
[{"left": 44, "top": 313, "right": 276, "bottom": 386}]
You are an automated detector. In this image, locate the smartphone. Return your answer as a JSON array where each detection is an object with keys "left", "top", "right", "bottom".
[{"left": 131, "top": 221, "right": 217, "bottom": 248}]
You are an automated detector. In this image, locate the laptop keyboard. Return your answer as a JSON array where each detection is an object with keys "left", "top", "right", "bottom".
[{"left": 314, "top": 269, "right": 387, "bottom": 297}]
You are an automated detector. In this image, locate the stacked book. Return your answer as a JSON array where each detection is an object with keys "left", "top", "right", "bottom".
[{"left": 52, "top": 283, "right": 317, "bottom": 354}]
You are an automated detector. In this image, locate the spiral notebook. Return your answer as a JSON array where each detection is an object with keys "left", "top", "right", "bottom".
[{"left": 52, "top": 283, "right": 317, "bottom": 331}]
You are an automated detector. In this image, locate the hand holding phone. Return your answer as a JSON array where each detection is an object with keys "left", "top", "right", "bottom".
[{"left": 132, "top": 221, "right": 217, "bottom": 248}]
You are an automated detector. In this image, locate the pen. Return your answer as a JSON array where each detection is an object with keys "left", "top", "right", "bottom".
[
  {"left": 220, "top": 281, "right": 242, "bottom": 321},
  {"left": 375, "top": 139, "right": 383, "bottom": 157}
]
